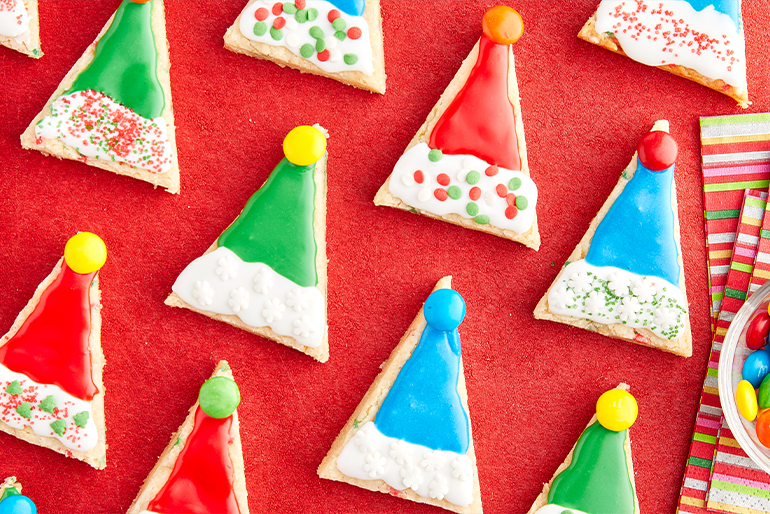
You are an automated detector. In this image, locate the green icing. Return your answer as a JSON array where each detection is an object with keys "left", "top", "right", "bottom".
[
  {"left": 39, "top": 395, "right": 56, "bottom": 414},
  {"left": 66, "top": 0, "right": 164, "bottom": 120},
  {"left": 15, "top": 402, "right": 32, "bottom": 419},
  {"left": 5, "top": 380, "right": 22, "bottom": 395},
  {"left": 73, "top": 411, "right": 90, "bottom": 428},
  {"left": 50, "top": 419, "right": 66, "bottom": 437},
  {"left": 218, "top": 158, "right": 319, "bottom": 287},
  {"left": 547, "top": 423, "right": 635, "bottom": 514},
  {"left": 0, "top": 486, "right": 20, "bottom": 502}
]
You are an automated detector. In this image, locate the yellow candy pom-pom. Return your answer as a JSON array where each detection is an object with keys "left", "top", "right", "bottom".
[
  {"left": 64, "top": 232, "right": 107, "bottom": 274},
  {"left": 283, "top": 126, "right": 326, "bottom": 166},
  {"left": 482, "top": 6, "right": 524, "bottom": 45},
  {"left": 596, "top": 389, "right": 638, "bottom": 432}
]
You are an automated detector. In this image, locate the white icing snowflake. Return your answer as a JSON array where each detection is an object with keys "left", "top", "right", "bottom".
[
  {"left": 451, "top": 455, "right": 472, "bottom": 481},
  {"left": 417, "top": 188, "right": 431, "bottom": 202},
  {"left": 191, "top": 280, "right": 214, "bottom": 307},
  {"left": 262, "top": 298, "right": 286, "bottom": 323},
  {"left": 568, "top": 271, "right": 593, "bottom": 293},
  {"left": 292, "top": 316, "right": 315, "bottom": 338},
  {"left": 400, "top": 462, "right": 423, "bottom": 491},
  {"left": 286, "top": 288, "right": 310, "bottom": 312},
  {"left": 551, "top": 286, "right": 575, "bottom": 310},
  {"left": 420, "top": 450, "right": 445, "bottom": 472},
  {"left": 389, "top": 440, "right": 413, "bottom": 465},
  {"left": 286, "top": 33, "right": 300, "bottom": 47},
  {"left": 429, "top": 474, "right": 449, "bottom": 500},
  {"left": 483, "top": 191, "right": 496, "bottom": 206},
  {"left": 632, "top": 278, "right": 657, "bottom": 304},
  {"left": 401, "top": 173, "right": 415, "bottom": 187},
  {"left": 618, "top": 296, "right": 640, "bottom": 322},
  {"left": 253, "top": 267, "right": 274, "bottom": 294},
  {"left": 353, "top": 428, "right": 377, "bottom": 454},
  {"left": 654, "top": 307, "right": 677, "bottom": 329},
  {"left": 363, "top": 451, "right": 386, "bottom": 478},
  {"left": 584, "top": 290, "right": 606, "bottom": 316},
  {"left": 228, "top": 287, "right": 250, "bottom": 313},
  {"left": 215, "top": 254, "right": 239, "bottom": 281},
  {"left": 457, "top": 168, "right": 470, "bottom": 182},
  {"left": 608, "top": 273, "right": 630, "bottom": 296}
]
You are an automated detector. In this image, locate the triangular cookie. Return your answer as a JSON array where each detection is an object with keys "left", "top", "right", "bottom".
[
  {"left": 534, "top": 120, "right": 692, "bottom": 357},
  {"left": 224, "top": 0, "right": 385, "bottom": 93},
  {"left": 578, "top": 0, "right": 748, "bottom": 107},
  {"left": 0, "top": 0, "right": 42, "bottom": 58},
  {"left": 166, "top": 125, "right": 329, "bottom": 362},
  {"left": 20, "top": 0, "right": 180, "bottom": 193},
  {"left": 527, "top": 385, "right": 639, "bottom": 514},
  {"left": 127, "top": 360, "right": 249, "bottom": 514},
  {"left": 374, "top": 6, "right": 539, "bottom": 250},
  {"left": 0, "top": 233, "right": 107, "bottom": 469},
  {"left": 318, "top": 276, "right": 482, "bottom": 513}
]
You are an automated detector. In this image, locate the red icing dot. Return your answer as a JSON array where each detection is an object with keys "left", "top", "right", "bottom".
[
  {"left": 317, "top": 50, "right": 330, "bottom": 62},
  {"left": 414, "top": 170, "right": 425, "bottom": 184},
  {"left": 328, "top": 9, "right": 341, "bottom": 22},
  {"left": 469, "top": 187, "right": 481, "bottom": 201},
  {"left": 272, "top": 2, "right": 283, "bottom": 15},
  {"left": 437, "top": 173, "right": 450, "bottom": 186},
  {"left": 255, "top": 7, "right": 269, "bottom": 21},
  {"left": 505, "top": 206, "right": 518, "bottom": 219},
  {"left": 485, "top": 165, "right": 499, "bottom": 177},
  {"left": 506, "top": 193, "right": 516, "bottom": 206},
  {"left": 434, "top": 189, "right": 449, "bottom": 201},
  {"left": 637, "top": 131, "right": 677, "bottom": 171},
  {"left": 294, "top": 0, "right": 306, "bottom": 8},
  {"left": 496, "top": 184, "right": 507, "bottom": 197},
  {"left": 348, "top": 27, "right": 362, "bottom": 40},
  {"left": 273, "top": 16, "right": 286, "bottom": 29}
]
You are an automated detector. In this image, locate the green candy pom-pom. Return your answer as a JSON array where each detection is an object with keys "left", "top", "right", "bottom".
[
  {"left": 343, "top": 53, "right": 358, "bottom": 65},
  {"left": 309, "top": 26, "right": 324, "bottom": 39},
  {"left": 515, "top": 196, "right": 528, "bottom": 210},
  {"left": 282, "top": 2, "right": 297, "bottom": 14},
  {"left": 307, "top": 7, "right": 318, "bottom": 20},
  {"left": 316, "top": 38, "right": 326, "bottom": 53},
  {"left": 334, "top": 30, "right": 347, "bottom": 41},
  {"left": 50, "top": 419, "right": 66, "bottom": 436},
  {"left": 199, "top": 376, "right": 241, "bottom": 419},
  {"left": 508, "top": 177, "right": 522, "bottom": 191},
  {"left": 474, "top": 215, "right": 490, "bottom": 225},
  {"left": 295, "top": 9, "right": 308, "bottom": 23},
  {"left": 253, "top": 21, "right": 268, "bottom": 36},
  {"left": 466, "top": 170, "right": 480, "bottom": 185},
  {"left": 5, "top": 380, "right": 22, "bottom": 396},
  {"left": 300, "top": 43, "right": 314, "bottom": 58},
  {"left": 15, "top": 402, "right": 32, "bottom": 419},
  {"left": 466, "top": 202, "right": 479, "bottom": 216},
  {"left": 73, "top": 411, "right": 90, "bottom": 428},
  {"left": 448, "top": 186, "right": 462, "bottom": 200},
  {"left": 428, "top": 149, "right": 443, "bottom": 162},
  {"left": 332, "top": 18, "right": 346, "bottom": 31},
  {"left": 270, "top": 27, "right": 283, "bottom": 40},
  {"left": 40, "top": 395, "right": 56, "bottom": 414}
]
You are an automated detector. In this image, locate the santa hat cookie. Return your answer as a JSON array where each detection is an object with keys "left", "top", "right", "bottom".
[
  {"left": 166, "top": 125, "right": 329, "bottom": 362},
  {"left": 534, "top": 120, "right": 692, "bottom": 357},
  {"left": 20, "top": 0, "right": 180, "bottom": 193},
  {"left": 578, "top": 1, "right": 748, "bottom": 107},
  {"left": 224, "top": 0, "right": 386, "bottom": 94},
  {"left": 0, "top": 233, "right": 107, "bottom": 469},
  {"left": 0, "top": 476, "right": 37, "bottom": 514},
  {"left": 527, "top": 386, "right": 639, "bottom": 514},
  {"left": 374, "top": 6, "right": 539, "bottom": 250},
  {"left": 127, "top": 361, "right": 249, "bottom": 514},
  {"left": 0, "top": 0, "right": 42, "bottom": 58},
  {"left": 318, "top": 277, "right": 482, "bottom": 513}
]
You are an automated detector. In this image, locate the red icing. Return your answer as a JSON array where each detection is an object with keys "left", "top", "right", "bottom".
[
  {"left": 437, "top": 173, "right": 450, "bottom": 186},
  {"left": 0, "top": 262, "right": 98, "bottom": 401},
  {"left": 255, "top": 7, "right": 269, "bottom": 21},
  {"left": 271, "top": 2, "right": 283, "bottom": 15},
  {"left": 347, "top": 27, "right": 362, "bottom": 40},
  {"left": 496, "top": 184, "right": 507, "bottom": 197},
  {"left": 434, "top": 189, "right": 448, "bottom": 201},
  {"left": 328, "top": 9, "right": 340, "bottom": 22},
  {"left": 148, "top": 406, "right": 240, "bottom": 514},
  {"left": 273, "top": 17, "right": 286, "bottom": 29},
  {"left": 469, "top": 187, "right": 481, "bottom": 201},
  {"left": 429, "top": 35, "right": 520, "bottom": 170}
]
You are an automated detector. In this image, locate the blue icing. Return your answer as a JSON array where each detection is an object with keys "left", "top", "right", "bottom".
[
  {"left": 683, "top": 0, "right": 739, "bottom": 27},
  {"left": 375, "top": 289, "right": 470, "bottom": 454},
  {"left": 585, "top": 159, "right": 680, "bottom": 285},
  {"left": 0, "top": 495, "right": 37, "bottom": 514},
  {"left": 327, "top": 0, "right": 365, "bottom": 17}
]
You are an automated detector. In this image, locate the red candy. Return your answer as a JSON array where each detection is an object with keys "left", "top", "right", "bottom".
[
  {"left": 273, "top": 17, "right": 286, "bottom": 29},
  {"left": 506, "top": 193, "right": 516, "bottom": 206},
  {"left": 747, "top": 312, "right": 770, "bottom": 350},
  {"left": 328, "top": 9, "right": 341, "bottom": 22},
  {"left": 637, "top": 131, "right": 678, "bottom": 171},
  {"left": 485, "top": 165, "right": 499, "bottom": 177},
  {"left": 434, "top": 189, "right": 448, "bottom": 201},
  {"left": 505, "top": 206, "right": 518, "bottom": 219},
  {"left": 317, "top": 50, "right": 330, "bottom": 62},
  {"left": 496, "top": 184, "right": 507, "bottom": 197},
  {"left": 294, "top": 0, "right": 306, "bottom": 8},
  {"left": 414, "top": 170, "right": 425, "bottom": 184},
  {"left": 437, "top": 174, "right": 450, "bottom": 186},
  {"left": 757, "top": 409, "right": 770, "bottom": 448},
  {"left": 272, "top": 2, "right": 283, "bottom": 15},
  {"left": 469, "top": 187, "right": 481, "bottom": 201},
  {"left": 255, "top": 7, "right": 269, "bottom": 20},
  {"left": 348, "top": 27, "right": 362, "bottom": 40}
]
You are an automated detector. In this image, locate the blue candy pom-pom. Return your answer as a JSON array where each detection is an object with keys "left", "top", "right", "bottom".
[
  {"left": 0, "top": 495, "right": 37, "bottom": 514},
  {"left": 424, "top": 289, "right": 466, "bottom": 331}
]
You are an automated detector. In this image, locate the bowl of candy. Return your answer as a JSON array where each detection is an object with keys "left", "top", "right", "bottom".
[{"left": 719, "top": 280, "right": 770, "bottom": 472}]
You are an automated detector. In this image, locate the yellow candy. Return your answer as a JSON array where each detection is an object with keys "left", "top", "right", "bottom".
[
  {"left": 596, "top": 389, "right": 638, "bottom": 432},
  {"left": 283, "top": 126, "right": 326, "bottom": 166},
  {"left": 737, "top": 379, "right": 759, "bottom": 422},
  {"left": 64, "top": 232, "right": 107, "bottom": 274}
]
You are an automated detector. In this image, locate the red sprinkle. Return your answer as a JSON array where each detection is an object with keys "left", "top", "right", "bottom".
[
  {"left": 434, "top": 189, "right": 449, "bottom": 201},
  {"left": 294, "top": 0, "right": 306, "bottom": 8},
  {"left": 273, "top": 16, "right": 286, "bottom": 29},
  {"left": 317, "top": 50, "right": 330, "bottom": 62},
  {"left": 255, "top": 7, "right": 269, "bottom": 21},
  {"left": 505, "top": 206, "right": 518, "bottom": 219},
  {"left": 469, "top": 187, "right": 481, "bottom": 201},
  {"left": 348, "top": 27, "right": 362, "bottom": 40},
  {"left": 437, "top": 173, "right": 450, "bottom": 186},
  {"left": 328, "top": 9, "right": 341, "bottom": 22},
  {"left": 414, "top": 170, "right": 425, "bottom": 184},
  {"left": 272, "top": 2, "right": 283, "bottom": 15},
  {"left": 506, "top": 193, "right": 516, "bottom": 206},
  {"left": 496, "top": 184, "right": 507, "bottom": 197},
  {"left": 485, "top": 165, "right": 499, "bottom": 177}
]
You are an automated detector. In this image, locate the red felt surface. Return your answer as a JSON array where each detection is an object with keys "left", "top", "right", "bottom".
[{"left": 1, "top": 1, "right": 769, "bottom": 513}]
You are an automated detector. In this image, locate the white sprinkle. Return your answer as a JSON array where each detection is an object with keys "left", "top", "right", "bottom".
[
  {"left": 483, "top": 191, "right": 496, "bottom": 206},
  {"left": 285, "top": 17, "right": 298, "bottom": 31},
  {"left": 286, "top": 33, "right": 300, "bottom": 48},
  {"left": 417, "top": 188, "right": 432, "bottom": 202},
  {"left": 324, "top": 35, "right": 338, "bottom": 49},
  {"left": 457, "top": 168, "right": 470, "bottom": 182},
  {"left": 401, "top": 173, "right": 415, "bottom": 187},
  {"left": 329, "top": 48, "right": 342, "bottom": 62}
]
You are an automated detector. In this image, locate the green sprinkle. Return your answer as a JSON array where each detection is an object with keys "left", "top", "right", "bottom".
[
  {"left": 40, "top": 395, "right": 56, "bottom": 414},
  {"left": 270, "top": 27, "right": 283, "bottom": 40},
  {"left": 309, "top": 26, "right": 325, "bottom": 39},
  {"left": 300, "top": 43, "right": 315, "bottom": 58},
  {"left": 282, "top": 2, "right": 297, "bottom": 14},
  {"left": 15, "top": 402, "right": 32, "bottom": 419},
  {"left": 343, "top": 53, "right": 358, "bottom": 65},
  {"left": 474, "top": 215, "right": 490, "bottom": 225},
  {"left": 175, "top": 436, "right": 183, "bottom": 447},
  {"left": 428, "top": 149, "right": 443, "bottom": 162},
  {"left": 5, "top": 381, "right": 22, "bottom": 396},
  {"left": 307, "top": 7, "right": 318, "bottom": 20},
  {"left": 448, "top": 186, "right": 462, "bottom": 200},
  {"left": 73, "top": 411, "right": 90, "bottom": 428},
  {"left": 332, "top": 18, "right": 346, "bottom": 31},
  {"left": 466, "top": 202, "right": 479, "bottom": 216},
  {"left": 50, "top": 419, "right": 66, "bottom": 436},
  {"left": 334, "top": 30, "right": 347, "bottom": 41},
  {"left": 316, "top": 38, "right": 326, "bottom": 52},
  {"left": 219, "top": 362, "right": 231, "bottom": 372},
  {"left": 32, "top": 48, "right": 39, "bottom": 56},
  {"left": 508, "top": 177, "right": 522, "bottom": 190},
  {"left": 295, "top": 9, "right": 308, "bottom": 23},
  {"left": 466, "top": 170, "right": 480, "bottom": 185},
  {"left": 515, "top": 196, "right": 528, "bottom": 210},
  {"left": 253, "top": 21, "right": 268, "bottom": 36}
]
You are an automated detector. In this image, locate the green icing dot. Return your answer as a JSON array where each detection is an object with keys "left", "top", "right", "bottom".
[
  {"left": 474, "top": 215, "right": 490, "bottom": 225},
  {"left": 508, "top": 177, "right": 522, "bottom": 190},
  {"left": 300, "top": 43, "right": 314, "bottom": 58},
  {"left": 5, "top": 380, "right": 22, "bottom": 396},
  {"left": 309, "top": 26, "right": 324, "bottom": 39},
  {"left": 282, "top": 2, "right": 297, "bottom": 14},
  {"left": 199, "top": 376, "right": 241, "bottom": 419},
  {"left": 73, "top": 411, "right": 90, "bottom": 428},
  {"left": 253, "top": 21, "right": 268, "bottom": 36},
  {"left": 307, "top": 7, "right": 318, "bottom": 20},
  {"left": 40, "top": 395, "right": 56, "bottom": 414},
  {"left": 466, "top": 202, "right": 479, "bottom": 216},
  {"left": 334, "top": 30, "right": 347, "bottom": 41},
  {"left": 448, "top": 186, "right": 462, "bottom": 200},
  {"left": 316, "top": 38, "right": 326, "bottom": 53},
  {"left": 270, "top": 27, "right": 283, "bottom": 40},
  {"left": 428, "top": 149, "right": 443, "bottom": 162},
  {"left": 332, "top": 18, "right": 346, "bottom": 31},
  {"left": 466, "top": 170, "right": 480, "bottom": 185},
  {"left": 295, "top": 9, "right": 308, "bottom": 23},
  {"left": 343, "top": 53, "right": 358, "bottom": 65},
  {"left": 516, "top": 196, "right": 528, "bottom": 210},
  {"left": 50, "top": 419, "right": 66, "bottom": 436},
  {"left": 15, "top": 402, "right": 32, "bottom": 419}
]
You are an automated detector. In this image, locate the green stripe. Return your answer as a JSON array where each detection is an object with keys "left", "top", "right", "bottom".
[
  {"left": 701, "top": 113, "right": 770, "bottom": 126},
  {"left": 710, "top": 479, "right": 770, "bottom": 499},
  {"left": 713, "top": 292, "right": 724, "bottom": 302},
  {"left": 705, "top": 209, "right": 741, "bottom": 220},
  {"left": 746, "top": 197, "right": 768, "bottom": 209},
  {"left": 693, "top": 433, "right": 717, "bottom": 444},
  {"left": 730, "top": 262, "right": 754, "bottom": 273},
  {"left": 705, "top": 180, "right": 770, "bottom": 193},
  {"left": 707, "top": 367, "right": 719, "bottom": 377},
  {"left": 725, "top": 288, "right": 748, "bottom": 301},
  {"left": 688, "top": 456, "right": 713, "bottom": 469},
  {"left": 761, "top": 229, "right": 770, "bottom": 239}
]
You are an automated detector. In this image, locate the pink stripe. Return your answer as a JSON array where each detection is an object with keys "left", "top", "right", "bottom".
[
  {"left": 709, "top": 361, "right": 720, "bottom": 369},
  {"left": 734, "top": 246, "right": 759, "bottom": 259},
  {"left": 711, "top": 472, "right": 770, "bottom": 491},
  {"left": 710, "top": 286, "right": 726, "bottom": 294},
  {"left": 703, "top": 163, "right": 770, "bottom": 177},
  {"left": 697, "top": 417, "right": 722, "bottom": 430}
]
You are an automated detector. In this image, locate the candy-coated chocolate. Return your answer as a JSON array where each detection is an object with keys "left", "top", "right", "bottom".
[
  {"left": 757, "top": 409, "right": 770, "bottom": 448},
  {"left": 283, "top": 125, "right": 326, "bottom": 166},
  {"left": 742, "top": 349, "right": 770, "bottom": 388},
  {"left": 63, "top": 233, "right": 107, "bottom": 275},
  {"left": 481, "top": 6, "right": 523, "bottom": 45},
  {"left": 199, "top": 376, "right": 241, "bottom": 419},
  {"left": 596, "top": 389, "right": 638, "bottom": 432},
  {"left": 736, "top": 379, "right": 759, "bottom": 421},
  {"left": 746, "top": 312, "right": 770, "bottom": 350},
  {"left": 758, "top": 373, "right": 770, "bottom": 410},
  {"left": 637, "top": 131, "right": 677, "bottom": 171},
  {"left": 0, "top": 495, "right": 37, "bottom": 514}
]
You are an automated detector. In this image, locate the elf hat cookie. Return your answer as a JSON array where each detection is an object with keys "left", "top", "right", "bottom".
[
  {"left": 318, "top": 277, "right": 482, "bottom": 513},
  {"left": 224, "top": 0, "right": 386, "bottom": 94},
  {"left": 166, "top": 125, "right": 329, "bottom": 362},
  {"left": 0, "top": 0, "right": 42, "bottom": 58},
  {"left": 21, "top": 0, "right": 180, "bottom": 193},
  {"left": 578, "top": 0, "right": 748, "bottom": 107},
  {"left": 0, "top": 233, "right": 107, "bottom": 469},
  {"left": 534, "top": 120, "right": 692, "bottom": 357},
  {"left": 127, "top": 361, "right": 249, "bottom": 514},
  {"left": 527, "top": 385, "right": 639, "bottom": 514},
  {"left": 0, "top": 476, "right": 37, "bottom": 514},
  {"left": 374, "top": 6, "right": 539, "bottom": 250}
]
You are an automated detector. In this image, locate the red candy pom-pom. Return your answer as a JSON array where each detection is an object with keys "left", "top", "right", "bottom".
[
  {"left": 317, "top": 50, "right": 330, "bottom": 62},
  {"left": 747, "top": 312, "right": 770, "bottom": 350},
  {"left": 272, "top": 2, "right": 283, "bottom": 15},
  {"left": 637, "top": 130, "right": 677, "bottom": 171},
  {"left": 328, "top": 9, "right": 341, "bottom": 22},
  {"left": 273, "top": 17, "right": 286, "bottom": 29},
  {"left": 434, "top": 189, "right": 449, "bottom": 201},
  {"left": 347, "top": 27, "right": 362, "bottom": 40},
  {"left": 255, "top": 7, "right": 269, "bottom": 20}
]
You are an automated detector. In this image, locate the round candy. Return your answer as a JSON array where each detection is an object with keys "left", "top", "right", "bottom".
[
  {"left": 130, "top": 0, "right": 152, "bottom": 3},
  {"left": 757, "top": 409, "right": 770, "bottom": 448},
  {"left": 64, "top": 232, "right": 107, "bottom": 274},
  {"left": 199, "top": 376, "right": 241, "bottom": 419},
  {"left": 746, "top": 311, "right": 770, "bottom": 350},
  {"left": 482, "top": 6, "right": 524, "bottom": 45},
  {"left": 742, "top": 349, "right": 770, "bottom": 388},
  {"left": 424, "top": 289, "right": 466, "bottom": 332},
  {"left": 736, "top": 380, "right": 759, "bottom": 421},
  {"left": 759, "top": 373, "right": 770, "bottom": 410},
  {"left": 0, "top": 495, "right": 37, "bottom": 514},
  {"left": 637, "top": 131, "right": 677, "bottom": 171},
  {"left": 596, "top": 389, "right": 638, "bottom": 432},
  {"left": 283, "top": 126, "right": 326, "bottom": 166}
]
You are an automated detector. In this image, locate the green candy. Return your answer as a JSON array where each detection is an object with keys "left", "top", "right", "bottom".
[
  {"left": 316, "top": 38, "right": 326, "bottom": 53},
  {"left": 5, "top": 380, "right": 22, "bottom": 396},
  {"left": 474, "top": 215, "right": 490, "bottom": 225},
  {"left": 199, "top": 376, "right": 241, "bottom": 419},
  {"left": 343, "top": 54, "right": 358, "bottom": 65},
  {"left": 73, "top": 411, "right": 90, "bottom": 428},
  {"left": 332, "top": 18, "right": 346, "bottom": 31},
  {"left": 759, "top": 374, "right": 770, "bottom": 409},
  {"left": 309, "top": 26, "right": 325, "bottom": 39},
  {"left": 516, "top": 196, "right": 528, "bottom": 210},
  {"left": 307, "top": 7, "right": 318, "bottom": 20},
  {"left": 282, "top": 2, "right": 297, "bottom": 14},
  {"left": 508, "top": 177, "right": 522, "bottom": 190},
  {"left": 39, "top": 395, "right": 56, "bottom": 414},
  {"left": 50, "top": 419, "right": 66, "bottom": 436},
  {"left": 334, "top": 30, "right": 347, "bottom": 41},
  {"left": 428, "top": 149, "right": 443, "bottom": 162},
  {"left": 253, "top": 21, "right": 268, "bottom": 36},
  {"left": 448, "top": 186, "right": 462, "bottom": 200},
  {"left": 270, "top": 27, "right": 283, "bottom": 40},
  {"left": 300, "top": 43, "right": 315, "bottom": 58},
  {"left": 466, "top": 170, "right": 480, "bottom": 185},
  {"left": 466, "top": 202, "right": 479, "bottom": 216},
  {"left": 295, "top": 9, "right": 308, "bottom": 23},
  {"left": 15, "top": 402, "right": 32, "bottom": 419}
]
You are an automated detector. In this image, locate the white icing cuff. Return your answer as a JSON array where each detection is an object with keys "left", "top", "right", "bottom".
[
  {"left": 172, "top": 246, "right": 326, "bottom": 348},
  {"left": 533, "top": 505, "right": 589, "bottom": 514},
  {"left": 239, "top": 0, "right": 374, "bottom": 75},
  {"left": 388, "top": 143, "right": 538, "bottom": 234},
  {"left": 0, "top": 364, "right": 98, "bottom": 452},
  {"left": 35, "top": 90, "right": 174, "bottom": 174},
  {"left": 0, "top": 0, "right": 29, "bottom": 39},
  {"left": 336, "top": 422, "right": 474, "bottom": 507},
  {"left": 548, "top": 259, "right": 687, "bottom": 340}
]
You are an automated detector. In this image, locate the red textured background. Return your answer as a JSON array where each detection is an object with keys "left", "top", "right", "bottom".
[{"left": 1, "top": 1, "right": 769, "bottom": 513}]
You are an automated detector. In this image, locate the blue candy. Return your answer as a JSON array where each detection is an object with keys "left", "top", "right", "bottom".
[
  {"left": 743, "top": 349, "right": 770, "bottom": 389},
  {"left": 0, "top": 495, "right": 36, "bottom": 514}
]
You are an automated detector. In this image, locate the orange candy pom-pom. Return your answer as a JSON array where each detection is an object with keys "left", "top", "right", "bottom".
[{"left": 482, "top": 6, "right": 524, "bottom": 45}]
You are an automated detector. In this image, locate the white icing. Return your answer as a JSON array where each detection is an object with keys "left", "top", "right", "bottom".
[
  {"left": 595, "top": 0, "right": 746, "bottom": 91},
  {"left": 336, "top": 422, "right": 474, "bottom": 507},
  {"left": 533, "top": 505, "right": 589, "bottom": 514},
  {"left": 0, "top": 364, "right": 98, "bottom": 452},
  {"left": 388, "top": 143, "right": 538, "bottom": 234},
  {"left": 172, "top": 247, "right": 326, "bottom": 348},
  {"left": 548, "top": 259, "right": 687, "bottom": 340},
  {"left": 238, "top": 0, "right": 374, "bottom": 75},
  {"left": 35, "top": 90, "right": 174, "bottom": 174},
  {"left": 0, "top": 0, "right": 29, "bottom": 39}
]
